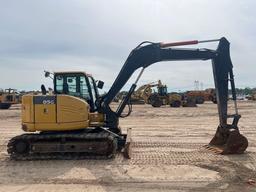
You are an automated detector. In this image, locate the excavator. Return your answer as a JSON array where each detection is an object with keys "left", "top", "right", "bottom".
[
  {"left": 7, "top": 37, "right": 248, "bottom": 160},
  {"left": 130, "top": 80, "right": 160, "bottom": 104}
]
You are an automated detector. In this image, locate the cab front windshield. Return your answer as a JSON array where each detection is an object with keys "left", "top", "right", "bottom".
[{"left": 158, "top": 86, "right": 168, "bottom": 96}]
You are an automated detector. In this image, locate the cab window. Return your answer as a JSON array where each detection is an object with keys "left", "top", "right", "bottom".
[
  {"left": 56, "top": 75, "right": 64, "bottom": 93},
  {"left": 66, "top": 76, "right": 77, "bottom": 95},
  {"left": 55, "top": 74, "right": 94, "bottom": 109}
]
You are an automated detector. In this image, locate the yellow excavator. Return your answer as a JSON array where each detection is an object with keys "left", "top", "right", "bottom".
[{"left": 7, "top": 37, "right": 248, "bottom": 160}]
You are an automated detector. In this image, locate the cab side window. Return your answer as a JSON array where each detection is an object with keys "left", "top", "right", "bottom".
[{"left": 56, "top": 75, "right": 64, "bottom": 93}]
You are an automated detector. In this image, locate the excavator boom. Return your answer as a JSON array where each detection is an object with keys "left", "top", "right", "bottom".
[{"left": 100, "top": 37, "right": 248, "bottom": 154}]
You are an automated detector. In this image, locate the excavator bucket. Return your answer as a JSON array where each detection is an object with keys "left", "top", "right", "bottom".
[
  {"left": 206, "top": 126, "right": 248, "bottom": 154},
  {"left": 123, "top": 128, "right": 132, "bottom": 158}
]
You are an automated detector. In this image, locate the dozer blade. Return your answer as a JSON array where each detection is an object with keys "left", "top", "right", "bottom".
[
  {"left": 205, "top": 126, "right": 248, "bottom": 155},
  {"left": 123, "top": 128, "right": 132, "bottom": 159}
]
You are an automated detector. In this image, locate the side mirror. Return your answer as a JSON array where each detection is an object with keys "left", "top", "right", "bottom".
[
  {"left": 44, "top": 71, "right": 50, "bottom": 78},
  {"left": 97, "top": 80, "right": 104, "bottom": 89},
  {"left": 44, "top": 70, "right": 53, "bottom": 79}
]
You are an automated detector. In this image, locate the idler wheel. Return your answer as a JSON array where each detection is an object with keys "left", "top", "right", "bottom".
[{"left": 14, "top": 140, "right": 30, "bottom": 154}]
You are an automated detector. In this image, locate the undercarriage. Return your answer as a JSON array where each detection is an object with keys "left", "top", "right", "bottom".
[{"left": 7, "top": 128, "right": 130, "bottom": 160}]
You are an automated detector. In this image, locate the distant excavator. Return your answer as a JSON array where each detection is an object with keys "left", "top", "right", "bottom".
[{"left": 7, "top": 37, "right": 248, "bottom": 160}]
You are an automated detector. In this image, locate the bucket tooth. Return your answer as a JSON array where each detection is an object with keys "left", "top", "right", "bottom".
[
  {"left": 205, "top": 146, "right": 224, "bottom": 154},
  {"left": 206, "top": 126, "right": 248, "bottom": 155}
]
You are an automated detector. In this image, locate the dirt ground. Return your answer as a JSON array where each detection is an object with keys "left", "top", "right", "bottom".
[{"left": 0, "top": 101, "right": 256, "bottom": 192}]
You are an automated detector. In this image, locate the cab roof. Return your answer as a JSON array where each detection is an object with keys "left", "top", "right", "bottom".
[{"left": 53, "top": 71, "right": 93, "bottom": 77}]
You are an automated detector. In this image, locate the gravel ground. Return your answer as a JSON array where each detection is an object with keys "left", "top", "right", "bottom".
[{"left": 0, "top": 101, "right": 255, "bottom": 192}]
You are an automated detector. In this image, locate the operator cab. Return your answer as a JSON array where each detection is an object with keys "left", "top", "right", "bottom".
[
  {"left": 53, "top": 72, "right": 101, "bottom": 112},
  {"left": 158, "top": 85, "right": 168, "bottom": 96}
]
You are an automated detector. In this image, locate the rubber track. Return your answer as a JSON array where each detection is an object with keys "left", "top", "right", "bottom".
[{"left": 7, "top": 132, "right": 117, "bottom": 160}]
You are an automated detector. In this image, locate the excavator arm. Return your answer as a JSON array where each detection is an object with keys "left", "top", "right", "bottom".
[
  {"left": 99, "top": 37, "right": 248, "bottom": 154},
  {"left": 101, "top": 38, "right": 227, "bottom": 125}
]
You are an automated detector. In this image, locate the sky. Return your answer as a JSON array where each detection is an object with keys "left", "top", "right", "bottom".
[{"left": 0, "top": 0, "right": 255, "bottom": 93}]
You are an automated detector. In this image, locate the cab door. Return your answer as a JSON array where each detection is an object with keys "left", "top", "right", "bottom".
[{"left": 54, "top": 73, "right": 96, "bottom": 111}]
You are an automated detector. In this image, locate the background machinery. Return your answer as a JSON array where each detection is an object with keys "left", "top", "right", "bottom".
[
  {"left": 130, "top": 80, "right": 160, "bottom": 104},
  {"left": 149, "top": 80, "right": 197, "bottom": 108},
  {"left": 247, "top": 91, "right": 256, "bottom": 101},
  {"left": 7, "top": 37, "right": 248, "bottom": 160},
  {"left": 252, "top": 92, "right": 256, "bottom": 100},
  {"left": 149, "top": 80, "right": 183, "bottom": 107},
  {"left": 186, "top": 88, "right": 217, "bottom": 104},
  {"left": 0, "top": 88, "right": 20, "bottom": 109}
]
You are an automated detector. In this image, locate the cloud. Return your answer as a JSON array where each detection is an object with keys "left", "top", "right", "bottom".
[{"left": 0, "top": 0, "right": 255, "bottom": 92}]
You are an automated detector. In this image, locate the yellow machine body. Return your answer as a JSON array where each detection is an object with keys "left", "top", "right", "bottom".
[{"left": 22, "top": 94, "right": 104, "bottom": 132}]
